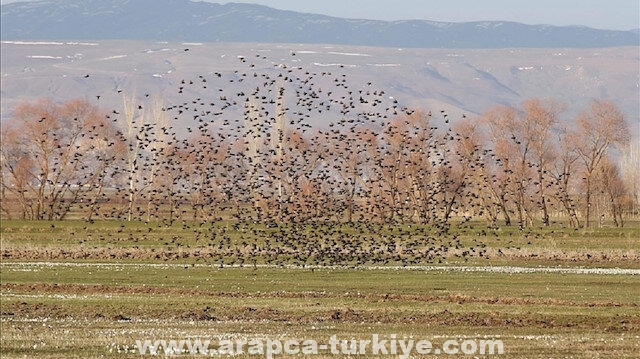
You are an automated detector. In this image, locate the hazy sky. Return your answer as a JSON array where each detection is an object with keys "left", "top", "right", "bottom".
[{"left": 1, "top": 0, "right": 638, "bottom": 31}]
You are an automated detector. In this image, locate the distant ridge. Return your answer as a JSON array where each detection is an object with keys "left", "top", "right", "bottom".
[{"left": 1, "top": 0, "right": 638, "bottom": 48}]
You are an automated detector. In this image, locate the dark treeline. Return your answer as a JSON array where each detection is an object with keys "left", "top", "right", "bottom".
[{"left": 1, "top": 49, "right": 635, "bottom": 227}]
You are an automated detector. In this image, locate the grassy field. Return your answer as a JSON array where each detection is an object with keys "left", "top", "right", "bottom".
[{"left": 1, "top": 219, "right": 639, "bottom": 358}]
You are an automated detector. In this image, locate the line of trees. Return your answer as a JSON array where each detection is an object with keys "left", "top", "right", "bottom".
[{"left": 1, "top": 97, "right": 635, "bottom": 227}]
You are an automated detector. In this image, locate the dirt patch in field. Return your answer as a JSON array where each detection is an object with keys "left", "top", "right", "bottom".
[
  {"left": 3, "top": 281, "right": 638, "bottom": 333},
  {"left": 2, "top": 282, "right": 636, "bottom": 308},
  {"left": 2, "top": 297, "right": 637, "bottom": 332}
]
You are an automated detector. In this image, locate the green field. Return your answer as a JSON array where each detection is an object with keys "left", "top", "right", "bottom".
[{"left": 1, "top": 220, "right": 639, "bottom": 358}]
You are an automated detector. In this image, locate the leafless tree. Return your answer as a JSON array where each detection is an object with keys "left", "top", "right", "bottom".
[
  {"left": 570, "top": 100, "right": 630, "bottom": 227},
  {"left": 618, "top": 142, "right": 640, "bottom": 218},
  {"left": 1, "top": 98, "right": 115, "bottom": 220},
  {"left": 550, "top": 126, "right": 581, "bottom": 227},
  {"left": 592, "top": 157, "right": 627, "bottom": 227},
  {"left": 522, "top": 99, "right": 562, "bottom": 226}
]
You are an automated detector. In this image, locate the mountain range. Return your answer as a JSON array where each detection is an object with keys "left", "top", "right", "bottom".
[
  {"left": 1, "top": 1, "right": 638, "bottom": 139},
  {"left": 2, "top": 41, "right": 638, "bottom": 134},
  {"left": 1, "top": 0, "right": 639, "bottom": 48}
]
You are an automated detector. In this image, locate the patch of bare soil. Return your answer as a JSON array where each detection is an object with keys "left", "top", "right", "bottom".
[
  {"left": 1, "top": 283, "right": 638, "bottom": 332},
  {"left": 2, "top": 299, "right": 637, "bottom": 332},
  {"left": 2, "top": 283, "right": 636, "bottom": 308}
]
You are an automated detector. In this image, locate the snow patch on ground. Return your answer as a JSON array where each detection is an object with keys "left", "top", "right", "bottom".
[
  {"left": 327, "top": 51, "right": 371, "bottom": 57},
  {"left": 26, "top": 55, "right": 62, "bottom": 59},
  {"left": 102, "top": 55, "right": 127, "bottom": 60},
  {"left": 313, "top": 63, "right": 357, "bottom": 67},
  {"left": 367, "top": 63, "right": 400, "bottom": 67},
  {"left": 2, "top": 41, "right": 98, "bottom": 46}
]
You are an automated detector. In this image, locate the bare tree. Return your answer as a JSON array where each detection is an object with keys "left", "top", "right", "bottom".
[
  {"left": 593, "top": 157, "right": 627, "bottom": 227},
  {"left": 369, "top": 113, "right": 424, "bottom": 223},
  {"left": 522, "top": 99, "right": 562, "bottom": 226},
  {"left": 570, "top": 100, "right": 630, "bottom": 227},
  {"left": 280, "top": 129, "right": 324, "bottom": 221},
  {"left": 618, "top": 142, "right": 640, "bottom": 219},
  {"left": 82, "top": 108, "right": 127, "bottom": 222},
  {"left": 182, "top": 130, "right": 231, "bottom": 222},
  {"left": 0, "top": 98, "right": 113, "bottom": 220},
  {"left": 118, "top": 93, "right": 147, "bottom": 221},
  {"left": 243, "top": 97, "right": 268, "bottom": 220},
  {"left": 323, "top": 127, "right": 371, "bottom": 222},
  {"left": 449, "top": 119, "right": 485, "bottom": 222},
  {"left": 483, "top": 105, "right": 534, "bottom": 227},
  {"left": 142, "top": 95, "right": 172, "bottom": 222},
  {"left": 550, "top": 126, "right": 581, "bottom": 227}
]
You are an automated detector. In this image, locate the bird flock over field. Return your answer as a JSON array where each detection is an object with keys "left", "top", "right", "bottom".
[
  {"left": 2, "top": 44, "right": 555, "bottom": 266},
  {"left": 80, "top": 46, "right": 478, "bottom": 227},
  {"left": 2, "top": 42, "right": 632, "bottom": 268},
  {"left": 92, "top": 46, "right": 498, "bottom": 266}
]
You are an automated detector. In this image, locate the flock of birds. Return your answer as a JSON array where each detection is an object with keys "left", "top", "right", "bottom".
[
  {"left": 62, "top": 45, "right": 501, "bottom": 266},
  {"left": 79, "top": 46, "right": 497, "bottom": 229},
  {"left": 216, "top": 220, "right": 497, "bottom": 267},
  {"left": 0, "top": 40, "right": 579, "bottom": 240},
  {"left": 2, "top": 44, "right": 566, "bottom": 266},
  {"left": 74, "top": 219, "right": 500, "bottom": 267}
]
